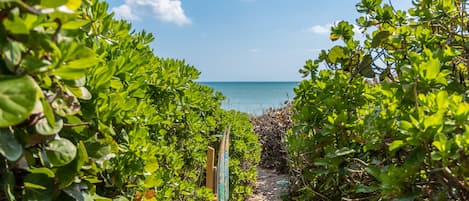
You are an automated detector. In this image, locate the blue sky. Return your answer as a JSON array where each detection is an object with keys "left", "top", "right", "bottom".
[{"left": 107, "top": 0, "right": 413, "bottom": 81}]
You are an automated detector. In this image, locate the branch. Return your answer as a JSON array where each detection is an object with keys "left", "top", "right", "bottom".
[{"left": 63, "top": 122, "right": 92, "bottom": 127}]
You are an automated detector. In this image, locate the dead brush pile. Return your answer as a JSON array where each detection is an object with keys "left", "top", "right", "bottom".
[{"left": 250, "top": 103, "right": 292, "bottom": 173}]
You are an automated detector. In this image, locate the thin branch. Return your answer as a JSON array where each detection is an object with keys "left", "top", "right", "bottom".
[{"left": 63, "top": 122, "right": 92, "bottom": 127}]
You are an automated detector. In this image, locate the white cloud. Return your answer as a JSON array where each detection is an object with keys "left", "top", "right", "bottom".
[
  {"left": 309, "top": 22, "right": 365, "bottom": 35},
  {"left": 308, "top": 24, "right": 332, "bottom": 34},
  {"left": 249, "top": 48, "right": 260, "bottom": 53},
  {"left": 112, "top": 0, "right": 191, "bottom": 26},
  {"left": 112, "top": 5, "right": 140, "bottom": 21}
]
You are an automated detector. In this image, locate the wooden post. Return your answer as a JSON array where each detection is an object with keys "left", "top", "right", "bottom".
[{"left": 206, "top": 146, "right": 215, "bottom": 193}]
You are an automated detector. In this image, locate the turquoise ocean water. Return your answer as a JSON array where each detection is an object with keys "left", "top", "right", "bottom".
[{"left": 200, "top": 82, "right": 298, "bottom": 115}]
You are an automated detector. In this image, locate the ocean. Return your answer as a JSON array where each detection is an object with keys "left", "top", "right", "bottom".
[{"left": 200, "top": 82, "right": 298, "bottom": 115}]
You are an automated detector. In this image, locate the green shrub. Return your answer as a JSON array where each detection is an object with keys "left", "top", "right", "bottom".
[
  {"left": 289, "top": 0, "right": 469, "bottom": 200},
  {"left": 0, "top": 0, "right": 260, "bottom": 200}
]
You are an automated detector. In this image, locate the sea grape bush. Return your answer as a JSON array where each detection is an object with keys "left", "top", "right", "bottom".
[
  {"left": 289, "top": 0, "right": 469, "bottom": 200},
  {"left": 0, "top": 0, "right": 260, "bottom": 200}
]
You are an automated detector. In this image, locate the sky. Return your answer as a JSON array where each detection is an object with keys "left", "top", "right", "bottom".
[{"left": 106, "top": 0, "right": 413, "bottom": 81}]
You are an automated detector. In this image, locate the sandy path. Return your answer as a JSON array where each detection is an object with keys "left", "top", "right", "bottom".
[{"left": 247, "top": 168, "right": 288, "bottom": 201}]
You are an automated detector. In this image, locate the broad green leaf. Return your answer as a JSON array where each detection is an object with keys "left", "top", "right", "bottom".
[
  {"left": 371, "top": 31, "right": 390, "bottom": 48},
  {"left": 62, "top": 20, "right": 89, "bottom": 30},
  {"left": 21, "top": 55, "right": 51, "bottom": 73},
  {"left": 389, "top": 140, "right": 404, "bottom": 151},
  {"left": 328, "top": 46, "right": 345, "bottom": 63},
  {"left": 433, "top": 134, "right": 447, "bottom": 152},
  {"left": 62, "top": 47, "right": 99, "bottom": 69},
  {"left": 2, "top": 39, "right": 26, "bottom": 72},
  {"left": 358, "top": 54, "right": 374, "bottom": 78},
  {"left": 54, "top": 67, "right": 87, "bottom": 80},
  {"left": 67, "top": 86, "right": 92, "bottom": 100},
  {"left": 423, "top": 113, "right": 442, "bottom": 129},
  {"left": 0, "top": 128, "right": 23, "bottom": 161},
  {"left": 330, "top": 21, "right": 354, "bottom": 41},
  {"left": 35, "top": 116, "right": 63, "bottom": 135},
  {"left": 3, "top": 15, "right": 29, "bottom": 34},
  {"left": 436, "top": 91, "right": 449, "bottom": 110},
  {"left": 420, "top": 57, "right": 440, "bottom": 80},
  {"left": 399, "top": 120, "right": 413, "bottom": 131},
  {"left": 85, "top": 141, "right": 111, "bottom": 160},
  {"left": 45, "top": 138, "right": 77, "bottom": 167},
  {"left": 40, "top": 0, "right": 67, "bottom": 8},
  {"left": 23, "top": 173, "right": 54, "bottom": 201},
  {"left": 0, "top": 76, "right": 40, "bottom": 127},
  {"left": 66, "top": 0, "right": 82, "bottom": 11},
  {"left": 144, "top": 157, "right": 159, "bottom": 173}
]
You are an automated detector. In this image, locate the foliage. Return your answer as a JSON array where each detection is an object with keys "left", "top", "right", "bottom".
[
  {"left": 289, "top": 0, "right": 469, "bottom": 200},
  {"left": 0, "top": 0, "right": 260, "bottom": 200}
]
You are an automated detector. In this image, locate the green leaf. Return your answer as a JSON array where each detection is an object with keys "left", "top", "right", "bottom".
[
  {"left": 24, "top": 182, "right": 47, "bottom": 190},
  {"left": 22, "top": 55, "right": 51, "bottom": 73},
  {"left": 23, "top": 173, "right": 54, "bottom": 201},
  {"left": 29, "top": 168, "right": 55, "bottom": 178},
  {"left": 66, "top": 0, "right": 82, "bottom": 11},
  {"left": 54, "top": 67, "right": 87, "bottom": 80},
  {"left": 419, "top": 55, "right": 440, "bottom": 80},
  {"left": 40, "top": 97, "right": 56, "bottom": 127},
  {"left": 330, "top": 21, "right": 354, "bottom": 41},
  {"left": 144, "top": 157, "right": 159, "bottom": 173},
  {"left": 62, "top": 47, "right": 99, "bottom": 69},
  {"left": 45, "top": 138, "right": 77, "bottom": 167},
  {"left": 67, "top": 86, "right": 92, "bottom": 100},
  {"left": 389, "top": 140, "right": 404, "bottom": 151},
  {"left": 41, "top": 0, "right": 67, "bottom": 8},
  {"left": 371, "top": 31, "right": 390, "bottom": 48},
  {"left": 423, "top": 113, "right": 443, "bottom": 129},
  {"left": 3, "top": 15, "right": 29, "bottom": 35},
  {"left": 432, "top": 134, "right": 447, "bottom": 152},
  {"left": 2, "top": 171, "right": 16, "bottom": 201},
  {"left": 0, "top": 128, "right": 23, "bottom": 161},
  {"left": 0, "top": 76, "right": 40, "bottom": 127},
  {"left": 51, "top": 96, "right": 80, "bottom": 117},
  {"left": 399, "top": 120, "right": 413, "bottom": 131},
  {"left": 328, "top": 46, "right": 345, "bottom": 63},
  {"left": 35, "top": 116, "right": 63, "bottom": 135},
  {"left": 358, "top": 54, "right": 374, "bottom": 78},
  {"left": 62, "top": 19, "right": 88, "bottom": 30},
  {"left": 2, "top": 39, "right": 26, "bottom": 72}
]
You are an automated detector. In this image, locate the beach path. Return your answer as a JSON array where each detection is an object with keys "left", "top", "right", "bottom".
[{"left": 247, "top": 168, "right": 288, "bottom": 201}]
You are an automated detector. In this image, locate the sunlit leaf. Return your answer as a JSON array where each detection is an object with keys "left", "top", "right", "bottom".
[
  {"left": 45, "top": 138, "right": 77, "bottom": 167},
  {"left": 0, "top": 76, "right": 40, "bottom": 127}
]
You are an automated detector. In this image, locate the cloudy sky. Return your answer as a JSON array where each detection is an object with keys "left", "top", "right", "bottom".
[{"left": 107, "top": 0, "right": 413, "bottom": 81}]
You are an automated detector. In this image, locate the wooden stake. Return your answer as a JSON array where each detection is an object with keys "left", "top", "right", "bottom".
[{"left": 206, "top": 146, "right": 215, "bottom": 192}]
